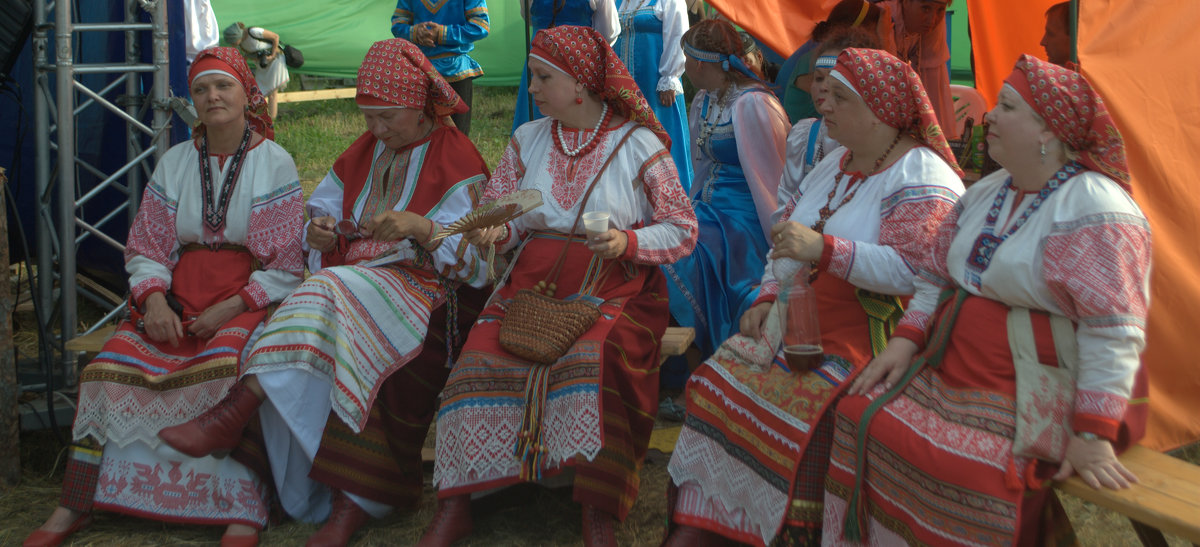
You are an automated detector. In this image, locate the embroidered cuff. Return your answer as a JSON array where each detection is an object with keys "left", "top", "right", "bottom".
[
  {"left": 816, "top": 233, "right": 836, "bottom": 272},
  {"left": 752, "top": 281, "right": 779, "bottom": 307},
  {"left": 496, "top": 222, "right": 514, "bottom": 246},
  {"left": 132, "top": 280, "right": 169, "bottom": 307},
  {"left": 1072, "top": 414, "right": 1122, "bottom": 442},
  {"left": 421, "top": 219, "right": 444, "bottom": 251},
  {"left": 619, "top": 230, "right": 639, "bottom": 261},
  {"left": 239, "top": 283, "right": 271, "bottom": 311},
  {"left": 825, "top": 235, "right": 856, "bottom": 280},
  {"left": 892, "top": 324, "right": 926, "bottom": 350}
]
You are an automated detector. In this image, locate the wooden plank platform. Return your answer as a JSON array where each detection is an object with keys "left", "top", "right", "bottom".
[
  {"left": 276, "top": 87, "right": 356, "bottom": 104},
  {"left": 1055, "top": 444, "right": 1200, "bottom": 545},
  {"left": 64, "top": 325, "right": 116, "bottom": 354}
]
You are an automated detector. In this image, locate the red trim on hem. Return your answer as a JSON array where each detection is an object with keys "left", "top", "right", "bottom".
[
  {"left": 671, "top": 512, "right": 763, "bottom": 546},
  {"left": 91, "top": 501, "right": 265, "bottom": 530},
  {"left": 434, "top": 459, "right": 577, "bottom": 501}
]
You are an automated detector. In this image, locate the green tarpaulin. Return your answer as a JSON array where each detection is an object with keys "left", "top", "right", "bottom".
[
  {"left": 210, "top": 0, "right": 526, "bottom": 85},
  {"left": 210, "top": 2, "right": 973, "bottom": 88}
]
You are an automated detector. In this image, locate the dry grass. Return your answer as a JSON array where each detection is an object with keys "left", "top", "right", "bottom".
[{"left": 6, "top": 425, "right": 1198, "bottom": 546}]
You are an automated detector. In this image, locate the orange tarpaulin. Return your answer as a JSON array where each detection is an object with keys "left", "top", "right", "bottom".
[
  {"left": 708, "top": 0, "right": 1200, "bottom": 450},
  {"left": 966, "top": 0, "right": 1056, "bottom": 108},
  {"left": 704, "top": 0, "right": 838, "bottom": 57},
  {"left": 1078, "top": 0, "right": 1200, "bottom": 451}
]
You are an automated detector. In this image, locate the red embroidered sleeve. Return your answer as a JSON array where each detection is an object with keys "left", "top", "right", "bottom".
[
  {"left": 1043, "top": 213, "right": 1151, "bottom": 435},
  {"left": 483, "top": 138, "right": 523, "bottom": 202},
  {"left": 895, "top": 203, "right": 961, "bottom": 348},
  {"left": 633, "top": 149, "right": 697, "bottom": 264},
  {"left": 244, "top": 183, "right": 305, "bottom": 310},
  {"left": 125, "top": 184, "right": 178, "bottom": 303}
]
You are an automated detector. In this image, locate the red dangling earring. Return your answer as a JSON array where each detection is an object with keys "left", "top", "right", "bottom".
[{"left": 575, "top": 97, "right": 583, "bottom": 105}]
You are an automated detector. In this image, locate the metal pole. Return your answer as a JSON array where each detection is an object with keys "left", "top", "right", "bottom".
[
  {"left": 126, "top": 0, "right": 143, "bottom": 224},
  {"left": 151, "top": 0, "right": 170, "bottom": 165},
  {"left": 1068, "top": 0, "right": 1078, "bottom": 66},
  {"left": 33, "top": 0, "right": 53, "bottom": 336},
  {"left": 55, "top": 0, "right": 78, "bottom": 387}
]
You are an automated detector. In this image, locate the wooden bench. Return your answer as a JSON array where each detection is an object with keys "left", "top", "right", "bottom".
[
  {"left": 63, "top": 325, "right": 117, "bottom": 355},
  {"left": 1054, "top": 444, "right": 1200, "bottom": 546},
  {"left": 659, "top": 326, "right": 695, "bottom": 364}
]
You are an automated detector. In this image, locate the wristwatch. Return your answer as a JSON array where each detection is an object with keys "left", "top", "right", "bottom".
[{"left": 1077, "top": 432, "right": 1102, "bottom": 442}]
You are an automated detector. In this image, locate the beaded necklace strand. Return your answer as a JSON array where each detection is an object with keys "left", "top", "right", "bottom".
[
  {"left": 553, "top": 102, "right": 612, "bottom": 157},
  {"left": 695, "top": 84, "right": 734, "bottom": 148},
  {"left": 198, "top": 125, "right": 252, "bottom": 249},
  {"left": 810, "top": 132, "right": 903, "bottom": 234}
]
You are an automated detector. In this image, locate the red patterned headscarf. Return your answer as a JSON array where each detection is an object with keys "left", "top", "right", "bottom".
[
  {"left": 189, "top": 47, "right": 273, "bottom": 140},
  {"left": 529, "top": 25, "right": 670, "bottom": 147},
  {"left": 1004, "top": 54, "right": 1130, "bottom": 191},
  {"left": 832, "top": 48, "right": 962, "bottom": 177},
  {"left": 356, "top": 38, "right": 467, "bottom": 119}
]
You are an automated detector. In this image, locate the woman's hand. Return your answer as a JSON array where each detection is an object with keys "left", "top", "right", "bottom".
[
  {"left": 739, "top": 301, "right": 773, "bottom": 339},
  {"left": 659, "top": 91, "right": 676, "bottom": 107},
  {"left": 586, "top": 229, "right": 627, "bottom": 260},
  {"left": 770, "top": 221, "right": 824, "bottom": 262},
  {"left": 189, "top": 296, "right": 248, "bottom": 339},
  {"left": 307, "top": 216, "right": 337, "bottom": 252},
  {"left": 361, "top": 211, "right": 429, "bottom": 242},
  {"left": 142, "top": 292, "right": 183, "bottom": 347},
  {"left": 465, "top": 225, "right": 506, "bottom": 247},
  {"left": 847, "top": 337, "right": 918, "bottom": 396},
  {"left": 1054, "top": 436, "right": 1138, "bottom": 490}
]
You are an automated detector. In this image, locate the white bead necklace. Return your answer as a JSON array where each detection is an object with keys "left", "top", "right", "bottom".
[
  {"left": 695, "top": 85, "right": 734, "bottom": 148},
  {"left": 556, "top": 102, "right": 610, "bottom": 157}
]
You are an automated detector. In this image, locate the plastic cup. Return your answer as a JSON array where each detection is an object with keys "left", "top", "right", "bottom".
[{"left": 582, "top": 211, "right": 610, "bottom": 239}]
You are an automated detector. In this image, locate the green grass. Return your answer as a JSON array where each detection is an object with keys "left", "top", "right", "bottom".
[{"left": 274, "top": 85, "right": 518, "bottom": 186}]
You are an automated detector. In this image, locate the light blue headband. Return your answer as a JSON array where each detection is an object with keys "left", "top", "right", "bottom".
[
  {"left": 814, "top": 55, "right": 838, "bottom": 69},
  {"left": 682, "top": 42, "right": 763, "bottom": 84}
]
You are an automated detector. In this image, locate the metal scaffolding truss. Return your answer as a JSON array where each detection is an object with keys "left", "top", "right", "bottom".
[{"left": 33, "top": 0, "right": 171, "bottom": 386}]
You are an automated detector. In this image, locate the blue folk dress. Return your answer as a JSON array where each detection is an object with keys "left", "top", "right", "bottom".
[
  {"left": 613, "top": 0, "right": 692, "bottom": 192},
  {"left": 663, "top": 84, "right": 788, "bottom": 356}
]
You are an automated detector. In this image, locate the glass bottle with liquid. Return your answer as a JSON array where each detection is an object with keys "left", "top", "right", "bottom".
[{"left": 779, "top": 263, "right": 823, "bottom": 373}]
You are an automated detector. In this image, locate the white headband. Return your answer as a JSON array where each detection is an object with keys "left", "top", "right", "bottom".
[
  {"left": 829, "top": 70, "right": 862, "bottom": 99},
  {"left": 528, "top": 53, "right": 570, "bottom": 77},
  {"left": 191, "top": 69, "right": 238, "bottom": 86}
]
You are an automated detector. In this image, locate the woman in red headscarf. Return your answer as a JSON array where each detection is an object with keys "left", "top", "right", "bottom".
[
  {"left": 156, "top": 38, "right": 492, "bottom": 546},
  {"left": 663, "top": 48, "right": 964, "bottom": 547},
  {"left": 823, "top": 54, "right": 1150, "bottom": 545},
  {"left": 23, "top": 47, "right": 303, "bottom": 547},
  {"left": 421, "top": 25, "right": 697, "bottom": 547}
]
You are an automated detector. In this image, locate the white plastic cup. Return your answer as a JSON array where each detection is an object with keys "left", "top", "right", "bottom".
[{"left": 582, "top": 211, "right": 611, "bottom": 239}]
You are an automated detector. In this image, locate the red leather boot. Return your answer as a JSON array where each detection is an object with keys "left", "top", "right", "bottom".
[
  {"left": 306, "top": 490, "right": 370, "bottom": 547},
  {"left": 158, "top": 380, "right": 262, "bottom": 458},
  {"left": 582, "top": 505, "right": 617, "bottom": 547},
  {"left": 22, "top": 512, "right": 92, "bottom": 547},
  {"left": 415, "top": 494, "right": 472, "bottom": 547}
]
